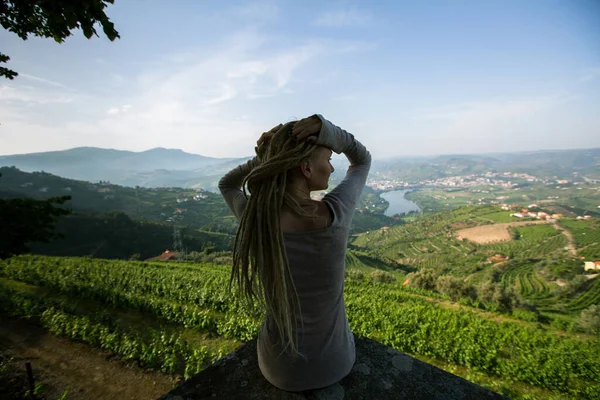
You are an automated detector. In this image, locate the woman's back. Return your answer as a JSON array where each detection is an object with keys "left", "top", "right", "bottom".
[
  {"left": 219, "top": 114, "right": 371, "bottom": 392},
  {"left": 280, "top": 200, "right": 333, "bottom": 233},
  {"left": 258, "top": 194, "right": 355, "bottom": 391}
]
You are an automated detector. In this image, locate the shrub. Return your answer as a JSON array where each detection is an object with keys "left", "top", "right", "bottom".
[
  {"left": 407, "top": 268, "right": 437, "bottom": 290},
  {"left": 345, "top": 269, "right": 365, "bottom": 282},
  {"left": 370, "top": 270, "right": 395, "bottom": 284},
  {"left": 435, "top": 275, "right": 476, "bottom": 301},
  {"left": 512, "top": 309, "right": 541, "bottom": 323},
  {"left": 577, "top": 305, "right": 600, "bottom": 335},
  {"left": 477, "top": 281, "right": 517, "bottom": 312}
]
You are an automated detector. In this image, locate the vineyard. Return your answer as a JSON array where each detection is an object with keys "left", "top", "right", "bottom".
[
  {"left": 1, "top": 255, "right": 599, "bottom": 399},
  {"left": 558, "top": 219, "right": 600, "bottom": 260},
  {"left": 352, "top": 207, "right": 572, "bottom": 275},
  {"left": 351, "top": 206, "right": 600, "bottom": 329}
]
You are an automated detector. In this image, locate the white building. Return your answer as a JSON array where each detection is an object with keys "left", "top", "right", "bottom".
[{"left": 584, "top": 261, "right": 600, "bottom": 271}]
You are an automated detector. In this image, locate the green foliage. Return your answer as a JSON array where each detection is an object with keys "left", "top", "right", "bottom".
[
  {"left": 566, "top": 277, "right": 600, "bottom": 312},
  {"left": 407, "top": 268, "right": 437, "bottom": 291},
  {"left": 352, "top": 204, "right": 600, "bottom": 323},
  {"left": 576, "top": 305, "right": 600, "bottom": 335},
  {"left": 344, "top": 268, "right": 365, "bottom": 282},
  {"left": 1, "top": 255, "right": 599, "bottom": 398},
  {"left": 0, "top": 0, "right": 119, "bottom": 79},
  {"left": 0, "top": 167, "right": 238, "bottom": 235},
  {"left": 30, "top": 211, "right": 232, "bottom": 260},
  {"left": 477, "top": 281, "right": 517, "bottom": 312},
  {"left": 345, "top": 279, "right": 600, "bottom": 398},
  {"left": 435, "top": 275, "right": 476, "bottom": 301},
  {"left": 369, "top": 270, "right": 395, "bottom": 284},
  {"left": 0, "top": 193, "right": 71, "bottom": 258},
  {"left": 559, "top": 219, "right": 600, "bottom": 260}
]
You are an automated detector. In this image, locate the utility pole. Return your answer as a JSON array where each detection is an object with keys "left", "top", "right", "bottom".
[{"left": 173, "top": 224, "right": 186, "bottom": 261}]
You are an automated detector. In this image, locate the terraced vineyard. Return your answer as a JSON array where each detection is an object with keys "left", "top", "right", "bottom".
[
  {"left": 351, "top": 206, "right": 600, "bottom": 320},
  {"left": 567, "top": 278, "right": 600, "bottom": 312},
  {"left": 558, "top": 219, "right": 600, "bottom": 260},
  {"left": 1, "top": 255, "right": 599, "bottom": 399},
  {"left": 501, "top": 264, "right": 552, "bottom": 301}
]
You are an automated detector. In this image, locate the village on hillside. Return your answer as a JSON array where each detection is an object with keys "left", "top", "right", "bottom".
[{"left": 506, "top": 203, "right": 593, "bottom": 221}]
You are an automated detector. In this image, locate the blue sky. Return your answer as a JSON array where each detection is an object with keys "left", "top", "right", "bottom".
[{"left": 1, "top": 0, "right": 599, "bottom": 158}]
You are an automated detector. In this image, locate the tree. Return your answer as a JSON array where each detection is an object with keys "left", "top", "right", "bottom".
[
  {"left": 407, "top": 268, "right": 437, "bottom": 291},
  {"left": 1, "top": 0, "right": 119, "bottom": 79},
  {"left": 477, "top": 281, "right": 517, "bottom": 312},
  {"left": 435, "top": 275, "right": 476, "bottom": 301},
  {"left": 577, "top": 305, "right": 600, "bottom": 335},
  {"left": 0, "top": 195, "right": 72, "bottom": 258}
]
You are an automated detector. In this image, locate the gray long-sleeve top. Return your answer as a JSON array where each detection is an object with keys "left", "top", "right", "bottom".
[{"left": 218, "top": 115, "right": 371, "bottom": 391}]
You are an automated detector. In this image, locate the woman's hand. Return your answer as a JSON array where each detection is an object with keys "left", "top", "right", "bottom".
[{"left": 292, "top": 115, "right": 322, "bottom": 143}]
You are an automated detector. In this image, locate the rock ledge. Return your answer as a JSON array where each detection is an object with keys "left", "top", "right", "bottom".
[{"left": 159, "top": 335, "right": 507, "bottom": 399}]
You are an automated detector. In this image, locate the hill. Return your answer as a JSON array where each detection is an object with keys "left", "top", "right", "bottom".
[
  {"left": 0, "top": 167, "right": 398, "bottom": 259},
  {"left": 3, "top": 147, "right": 599, "bottom": 192},
  {"left": 372, "top": 148, "right": 600, "bottom": 181},
  {"left": 0, "top": 147, "right": 246, "bottom": 190},
  {"left": 0, "top": 166, "right": 237, "bottom": 234},
  {"left": 350, "top": 205, "right": 600, "bottom": 328}
]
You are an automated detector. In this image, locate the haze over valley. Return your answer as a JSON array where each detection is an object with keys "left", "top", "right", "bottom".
[{"left": 1, "top": 0, "right": 599, "bottom": 398}]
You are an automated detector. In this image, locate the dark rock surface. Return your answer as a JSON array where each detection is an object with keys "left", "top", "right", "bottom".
[{"left": 159, "top": 334, "right": 508, "bottom": 399}]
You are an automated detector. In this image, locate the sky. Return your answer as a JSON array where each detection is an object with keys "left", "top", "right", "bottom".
[{"left": 1, "top": 0, "right": 599, "bottom": 159}]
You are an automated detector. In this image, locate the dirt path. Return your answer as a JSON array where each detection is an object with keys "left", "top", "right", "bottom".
[
  {"left": 553, "top": 222, "right": 577, "bottom": 256},
  {"left": 0, "top": 316, "right": 176, "bottom": 400}
]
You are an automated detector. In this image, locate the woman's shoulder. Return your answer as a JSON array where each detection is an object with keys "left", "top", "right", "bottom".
[{"left": 280, "top": 200, "right": 334, "bottom": 234}]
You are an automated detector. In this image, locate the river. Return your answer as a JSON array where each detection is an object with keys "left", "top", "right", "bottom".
[{"left": 380, "top": 190, "right": 421, "bottom": 217}]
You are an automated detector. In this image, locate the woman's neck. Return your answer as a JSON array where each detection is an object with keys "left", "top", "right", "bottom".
[{"left": 286, "top": 182, "right": 312, "bottom": 203}]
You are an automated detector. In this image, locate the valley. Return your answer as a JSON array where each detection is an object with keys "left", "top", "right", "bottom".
[{"left": 1, "top": 148, "right": 599, "bottom": 399}]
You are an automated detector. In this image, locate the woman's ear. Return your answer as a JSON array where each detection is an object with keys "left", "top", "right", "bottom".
[{"left": 300, "top": 160, "right": 312, "bottom": 179}]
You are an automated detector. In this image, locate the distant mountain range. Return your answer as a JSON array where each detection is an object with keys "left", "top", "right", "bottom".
[
  {"left": 1, "top": 147, "right": 599, "bottom": 190},
  {"left": 0, "top": 147, "right": 249, "bottom": 191},
  {"left": 371, "top": 148, "right": 600, "bottom": 182}
]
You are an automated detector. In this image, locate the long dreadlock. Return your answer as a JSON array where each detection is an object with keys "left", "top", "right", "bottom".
[{"left": 228, "top": 121, "right": 320, "bottom": 358}]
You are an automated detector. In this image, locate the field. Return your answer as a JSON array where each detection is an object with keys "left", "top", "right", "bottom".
[
  {"left": 456, "top": 221, "right": 552, "bottom": 244},
  {"left": 1, "top": 255, "right": 599, "bottom": 399}
]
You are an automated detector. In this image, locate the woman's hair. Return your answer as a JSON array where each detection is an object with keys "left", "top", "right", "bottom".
[{"left": 228, "top": 121, "right": 319, "bottom": 358}]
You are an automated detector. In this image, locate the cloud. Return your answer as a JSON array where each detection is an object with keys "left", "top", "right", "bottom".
[
  {"left": 107, "top": 105, "right": 132, "bottom": 115},
  {"left": 0, "top": 2, "right": 373, "bottom": 159},
  {"left": 0, "top": 85, "right": 73, "bottom": 104},
  {"left": 18, "top": 73, "right": 69, "bottom": 89},
  {"left": 314, "top": 9, "right": 372, "bottom": 27},
  {"left": 395, "top": 94, "right": 589, "bottom": 156},
  {"left": 333, "top": 94, "right": 357, "bottom": 102},
  {"left": 577, "top": 67, "right": 600, "bottom": 83},
  {"left": 110, "top": 73, "right": 125, "bottom": 86},
  {"left": 416, "top": 95, "right": 574, "bottom": 122},
  {"left": 41, "top": 31, "right": 333, "bottom": 157}
]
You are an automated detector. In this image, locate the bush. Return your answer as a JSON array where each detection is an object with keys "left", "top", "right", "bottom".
[
  {"left": 477, "top": 281, "right": 517, "bottom": 312},
  {"left": 370, "top": 270, "right": 395, "bottom": 284},
  {"left": 550, "top": 318, "right": 572, "bottom": 331},
  {"left": 512, "top": 309, "right": 541, "bottom": 323},
  {"left": 407, "top": 268, "right": 437, "bottom": 290},
  {"left": 558, "top": 275, "right": 588, "bottom": 296},
  {"left": 345, "top": 269, "right": 365, "bottom": 282},
  {"left": 435, "top": 275, "right": 476, "bottom": 301},
  {"left": 577, "top": 305, "right": 600, "bottom": 335}
]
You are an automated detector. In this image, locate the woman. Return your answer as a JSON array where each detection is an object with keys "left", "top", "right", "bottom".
[{"left": 218, "top": 114, "right": 371, "bottom": 392}]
